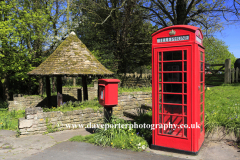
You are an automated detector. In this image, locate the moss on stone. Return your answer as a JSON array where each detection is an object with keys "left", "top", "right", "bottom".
[{"left": 28, "top": 33, "right": 113, "bottom": 76}]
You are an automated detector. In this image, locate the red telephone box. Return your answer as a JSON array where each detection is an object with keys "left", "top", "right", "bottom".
[{"left": 151, "top": 25, "right": 205, "bottom": 154}]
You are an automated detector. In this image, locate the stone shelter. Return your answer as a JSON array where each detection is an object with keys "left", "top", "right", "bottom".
[{"left": 28, "top": 32, "right": 113, "bottom": 106}]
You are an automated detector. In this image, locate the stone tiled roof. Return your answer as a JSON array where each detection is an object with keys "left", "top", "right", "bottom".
[{"left": 28, "top": 32, "right": 113, "bottom": 76}]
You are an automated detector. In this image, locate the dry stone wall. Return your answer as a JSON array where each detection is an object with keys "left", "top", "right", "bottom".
[
  {"left": 9, "top": 84, "right": 98, "bottom": 111},
  {"left": 18, "top": 91, "right": 152, "bottom": 135}
]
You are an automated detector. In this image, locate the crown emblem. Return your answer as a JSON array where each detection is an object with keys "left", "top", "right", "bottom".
[{"left": 169, "top": 29, "right": 176, "bottom": 36}]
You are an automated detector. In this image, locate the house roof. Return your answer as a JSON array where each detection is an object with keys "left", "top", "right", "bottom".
[{"left": 28, "top": 32, "right": 113, "bottom": 76}]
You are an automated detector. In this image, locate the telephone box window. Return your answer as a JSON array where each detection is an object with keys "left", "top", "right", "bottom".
[
  {"left": 184, "top": 50, "right": 187, "bottom": 60},
  {"left": 159, "top": 114, "right": 162, "bottom": 123},
  {"left": 163, "top": 51, "right": 182, "bottom": 61},
  {"left": 163, "top": 73, "right": 182, "bottom": 82},
  {"left": 163, "top": 62, "right": 182, "bottom": 71},
  {"left": 163, "top": 84, "right": 182, "bottom": 93},
  {"left": 184, "top": 106, "right": 187, "bottom": 115},
  {"left": 201, "top": 63, "right": 203, "bottom": 71},
  {"left": 163, "top": 104, "right": 182, "bottom": 114},
  {"left": 184, "top": 62, "right": 187, "bottom": 71},
  {"left": 163, "top": 94, "right": 182, "bottom": 104},
  {"left": 184, "top": 84, "right": 187, "bottom": 93}
]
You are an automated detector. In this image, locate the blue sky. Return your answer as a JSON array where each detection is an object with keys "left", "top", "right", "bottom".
[{"left": 214, "top": 24, "right": 240, "bottom": 59}]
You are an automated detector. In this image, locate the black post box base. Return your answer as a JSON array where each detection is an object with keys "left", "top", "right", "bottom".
[{"left": 104, "top": 107, "right": 113, "bottom": 123}]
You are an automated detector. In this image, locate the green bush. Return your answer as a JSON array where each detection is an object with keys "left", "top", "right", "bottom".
[{"left": 0, "top": 109, "right": 25, "bottom": 131}]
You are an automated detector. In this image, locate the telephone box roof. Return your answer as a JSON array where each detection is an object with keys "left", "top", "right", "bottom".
[
  {"left": 28, "top": 32, "right": 113, "bottom": 76},
  {"left": 152, "top": 25, "right": 202, "bottom": 37}
]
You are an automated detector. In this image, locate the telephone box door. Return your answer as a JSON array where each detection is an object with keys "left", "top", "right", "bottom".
[{"left": 153, "top": 46, "right": 192, "bottom": 151}]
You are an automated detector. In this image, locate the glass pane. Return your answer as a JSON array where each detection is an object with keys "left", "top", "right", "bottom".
[
  {"left": 163, "top": 51, "right": 182, "bottom": 61},
  {"left": 184, "top": 84, "right": 187, "bottom": 93},
  {"left": 163, "top": 73, "right": 182, "bottom": 82},
  {"left": 200, "top": 52, "right": 203, "bottom": 61},
  {"left": 163, "top": 105, "right": 182, "bottom": 114},
  {"left": 159, "top": 52, "right": 162, "bottom": 61},
  {"left": 201, "top": 114, "right": 203, "bottom": 122},
  {"left": 159, "top": 63, "right": 162, "bottom": 71},
  {"left": 184, "top": 106, "right": 187, "bottom": 115},
  {"left": 163, "top": 62, "right": 182, "bottom": 71},
  {"left": 184, "top": 128, "right": 187, "bottom": 137},
  {"left": 159, "top": 128, "right": 162, "bottom": 134},
  {"left": 184, "top": 73, "right": 187, "bottom": 82},
  {"left": 201, "top": 103, "right": 203, "bottom": 112},
  {"left": 159, "top": 94, "right": 162, "bottom": 102},
  {"left": 200, "top": 93, "right": 203, "bottom": 102},
  {"left": 201, "top": 62, "right": 203, "bottom": 71},
  {"left": 184, "top": 95, "right": 187, "bottom": 104},
  {"left": 201, "top": 124, "right": 203, "bottom": 132},
  {"left": 184, "top": 50, "right": 187, "bottom": 60},
  {"left": 163, "top": 115, "right": 183, "bottom": 125},
  {"left": 200, "top": 83, "right": 203, "bottom": 92},
  {"left": 164, "top": 126, "right": 183, "bottom": 137},
  {"left": 184, "top": 116, "right": 187, "bottom": 137},
  {"left": 159, "top": 104, "right": 162, "bottom": 113},
  {"left": 184, "top": 62, "right": 187, "bottom": 71},
  {"left": 163, "top": 84, "right": 182, "bottom": 93},
  {"left": 159, "top": 73, "right": 162, "bottom": 82},
  {"left": 163, "top": 94, "right": 182, "bottom": 104},
  {"left": 159, "top": 114, "right": 162, "bottom": 123},
  {"left": 201, "top": 73, "right": 203, "bottom": 82}
]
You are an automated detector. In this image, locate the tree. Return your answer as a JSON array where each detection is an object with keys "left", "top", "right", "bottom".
[
  {"left": 141, "top": 0, "right": 239, "bottom": 35},
  {"left": 73, "top": 0, "right": 156, "bottom": 74},
  {"left": 0, "top": 0, "right": 52, "bottom": 100},
  {"left": 203, "top": 37, "right": 236, "bottom": 68}
]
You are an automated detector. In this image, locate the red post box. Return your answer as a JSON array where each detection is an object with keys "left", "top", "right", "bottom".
[
  {"left": 98, "top": 79, "right": 120, "bottom": 107},
  {"left": 151, "top": 25, "right": 205, "bottom": 154}
]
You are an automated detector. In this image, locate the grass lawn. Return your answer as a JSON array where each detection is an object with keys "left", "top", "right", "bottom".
[{"left": 205, "top": 83, "right": 240, "bottom": 134}]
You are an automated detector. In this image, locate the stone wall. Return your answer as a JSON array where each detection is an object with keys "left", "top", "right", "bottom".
[
  {"left": 9, "top": 95, "right": 44, "bottom": 111},
  {"left": 119, "top": 73, "right": 152, "bottom": 88},
  {"left": 19, "top": 107, "right": 104, "bottom": 135},
  {"left": 18, "top": 91, "right": 152, "bottom": 135},
  {"left": 113, "top": 92, "right": 152, "bottom": 116},
  {"left": 8, "top": 84, "right": 98, "bottom": 111}
]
